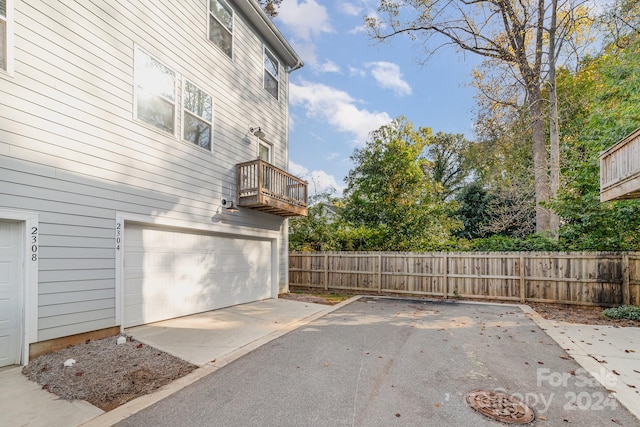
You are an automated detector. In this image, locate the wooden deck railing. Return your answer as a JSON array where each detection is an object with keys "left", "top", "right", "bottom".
[
  {"left": 237, "top": 159, "right": 308, "bottom": 217},
  {"left": 601, "top": 127, "right": 640, "bottom": 201}
]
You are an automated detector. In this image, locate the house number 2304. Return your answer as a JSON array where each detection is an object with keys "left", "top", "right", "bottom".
[
  {"left": 116, "top": 222, "right": 122, "bottom": 251},
  {"left": 31, "top": 226, "right": 38, "bottom": 261}
]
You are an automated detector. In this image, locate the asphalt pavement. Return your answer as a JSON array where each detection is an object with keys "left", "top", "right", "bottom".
[{"left": 114, "top": 298, "right": 639, "bottom": 427}]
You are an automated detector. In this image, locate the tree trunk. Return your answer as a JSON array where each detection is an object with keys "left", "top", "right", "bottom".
[
  {"left": 529, "top": 87, "right": 551, "bottom": 233},
  {"left": 548, "top": 0, "right": 561, "bottom": 236}
]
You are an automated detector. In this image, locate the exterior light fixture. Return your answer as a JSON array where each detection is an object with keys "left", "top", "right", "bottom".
[
  {"left": 222, "top": 199, "right": 239, "bottom": 213},
  {"left": 250, "top": 126, "right": 266, "bottom": 138}
]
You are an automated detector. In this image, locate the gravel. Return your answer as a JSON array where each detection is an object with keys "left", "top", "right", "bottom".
[{"left": 22, "top": 335, "right": 197, "bottom": 411}]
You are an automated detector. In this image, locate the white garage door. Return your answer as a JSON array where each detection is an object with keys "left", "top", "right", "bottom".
[
  {"left": 0, "top": 220, "right": 22, "bottom": 367},
  {"left": 123, "top": 224, "right": 272, "bottom": 328}
]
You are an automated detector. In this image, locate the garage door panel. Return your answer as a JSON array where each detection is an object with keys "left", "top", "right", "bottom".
[{"left": 123, "top": 224, "right": 272, "bottom": 327}]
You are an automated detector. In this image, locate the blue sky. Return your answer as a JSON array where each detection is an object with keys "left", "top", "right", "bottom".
[{"left": 273, "top": 0, "right": 482, "bottom": 196}]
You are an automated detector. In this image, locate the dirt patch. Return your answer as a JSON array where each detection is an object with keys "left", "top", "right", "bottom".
[
  {"left": 22, "top": 335, "right": 197, "bottom": 411},
  {"left": 528, "top": 302, "right": 640, "bottom": 327}
]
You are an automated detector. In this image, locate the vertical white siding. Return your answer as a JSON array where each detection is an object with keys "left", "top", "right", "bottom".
[{"left": 0, "top": 0, "right": 294, "bottom": 342}]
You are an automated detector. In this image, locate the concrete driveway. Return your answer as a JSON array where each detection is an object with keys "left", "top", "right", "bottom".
[{"left": 112, "top": 298, "right": 638, "bottom": 426}]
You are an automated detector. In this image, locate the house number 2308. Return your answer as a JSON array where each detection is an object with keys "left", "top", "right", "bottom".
[{"left": 31, "top": 226, "right": 38, "bottom": 261}]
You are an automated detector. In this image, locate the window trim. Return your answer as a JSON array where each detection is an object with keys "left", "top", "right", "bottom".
[
  {"left": 181, "top": 77, "right": 214, "bottom": 152},
  {"left": 0, "top": 0, "right": 15, "bottom": 75},
  {"left": 263, "top": 46, "right": 279, "bottom": 100},
  {"left": 133, "top": 46, "right": 177, "bottom": 136},
  {"left": 208, "top": 0, "right": 234, "bottom": 59}
]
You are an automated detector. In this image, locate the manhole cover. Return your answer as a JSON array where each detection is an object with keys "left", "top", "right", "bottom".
[{"left": 466, "top": 390, "right": 535, "bottom": 424}]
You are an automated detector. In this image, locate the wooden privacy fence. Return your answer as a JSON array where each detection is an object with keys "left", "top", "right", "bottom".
[{"left": 289, "top": 252, "right": 640, "bottom": 307}]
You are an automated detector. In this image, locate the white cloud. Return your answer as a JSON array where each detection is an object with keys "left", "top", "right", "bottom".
[
  {"left": 326, "top": 152, "right": 340, "bottom": 161},
  {"left": 339, "top": 3, "right": 362, "bottom": 16},
  {"left": 349, "top": 66, "right": 366, "bottom": 78},
  {"left": 288, "top": 161, "right": 344, "bottom": 196},
  {"left": 290, "top": 80, "right": 392, "bottom": 143},
  {"left": 366, "top": 61, "right": 413, "bottom": 96},
  {"left": 277, "top": 0, "right": 333, "bottom": 41},
  {"left": 318, "top": 60, "right": 341, "bottom": 73}
]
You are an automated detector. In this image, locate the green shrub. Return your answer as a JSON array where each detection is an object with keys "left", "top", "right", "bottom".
[{"left": 601, "top": 305, "right": 640, "bottom": 322}]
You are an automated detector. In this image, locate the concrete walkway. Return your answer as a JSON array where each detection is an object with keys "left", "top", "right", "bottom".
[
  {"left": 0, "top": 298, "right": 341, "bottom": 427},
  {"left": 522, "top": 305, "right": 640, "bottom": 420}
]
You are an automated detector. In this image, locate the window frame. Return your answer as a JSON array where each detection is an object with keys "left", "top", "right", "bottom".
[
  {"left": 181, "top": 78, "right": 214, "bottom": 152},
  {"left": 263, "top": 46, "right": 279, "bottom": 100},
  {"left": 208, "top": 0, "right": 234, "bottom": 59},
  {"left": 133, "top": 47, "right": 177, "bottom": 135},
  {"left": 0, "top": 0, "right": 15, "bottom": 75},
  {"left": 259, "top": 139, "right": 272, "bottom": 163}
]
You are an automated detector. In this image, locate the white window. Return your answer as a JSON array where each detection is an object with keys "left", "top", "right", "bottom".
[
  {"left": 183, "top": 80, "right": 213, "bottom": 150},
  {"left": 0, "top": 0, "right": 12, "bottom": 73},
  {"left": 259, "top": 140, "right": 272, "bottom": 163},
  {"left": 209, "top": 0, "right": 233, "bottom": 58},
  {"left": 134, "top": 49, "right": 176, "bottom": 133},
  {"left": 264, "top": 48, "right": 279, "bottom": 99}
]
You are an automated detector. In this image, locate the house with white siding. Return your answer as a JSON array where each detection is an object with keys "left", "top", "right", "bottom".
[{"left": 0, "top": 0, "right": 307, "bottom": 367}]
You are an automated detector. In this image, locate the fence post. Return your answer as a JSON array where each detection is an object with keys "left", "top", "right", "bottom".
[
  {"left": 519, "top": 255, "right": 526, "bottom": 304},
  {"left": 377, "top": 254, "right": 382, "bottom": 294},
  {"left": 324, "top": 254, "right": 329, "bottom": 291},
  {"left": 622, "top": 253, "right": 630, "bottom": 305},
  {"left": 443, "top": 253, "right": 449, "bottom": 299}
]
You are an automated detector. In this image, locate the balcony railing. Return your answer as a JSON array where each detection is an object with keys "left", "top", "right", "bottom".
[
  {"left": 237, "top": 159, "right": 308, "bottom": 217},
  {"left": 600, "top": 127, "right": 640, "bottom": 202}
]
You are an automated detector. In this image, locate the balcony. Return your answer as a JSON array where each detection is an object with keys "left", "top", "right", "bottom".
[
  {"left": 237, "top": 159, "right": 308, "bottom": 217},
  {"left": 601, "top": 127, "right": 640, "bottom": 202}
]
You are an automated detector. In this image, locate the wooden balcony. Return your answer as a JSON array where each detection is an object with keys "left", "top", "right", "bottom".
[
  {"left": 237, "top": 159, "right": 308, "bottom": 217},
  {"left": 601, "top": 127, "right": 640, "bottom": 202}
]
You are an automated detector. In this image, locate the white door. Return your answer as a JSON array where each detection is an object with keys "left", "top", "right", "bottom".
[
  {"left": 0, "top": 220, "right": 23, "bottom": 367},
  {"left": 123, "top": 224, "right": 272, "bottom": 327}
]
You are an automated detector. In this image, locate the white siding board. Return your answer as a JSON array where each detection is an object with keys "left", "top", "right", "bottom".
[
  {"left": 39, "top": 298, "right": 114, "bottom": 318},
  {"left": 39, "top": 269, "right": 115, "bottom": 283},
  {"left": 0, "top": 194, "right": 114, "bottom": 219},
  {"left": 39, "top": 213, "right": 113, "bottom": 229},
  {"left": 38, "top": 259, "right": 114, "bottom": 271},
  {"left": 39, "top": 279, "right": 113, "bottom": 295},
  {"left": 39, "top": 289, "right": 115, "bottom": 306},
  {"left": 39, "top": 248, "right": 114, "bottom": 260},
  {"left": 37, "top": 308, "right": 115, "bottom": 331},
  {"left": 38, "top": 318, "right": 115, "bottom": 342}
]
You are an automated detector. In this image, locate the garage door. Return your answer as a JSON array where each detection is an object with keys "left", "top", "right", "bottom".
[
  {"left": 0, "top": 220, "right": 22, "bottom": 367},
  {"left": 123, "top": 224, "right": 272, "bottom": 328}
]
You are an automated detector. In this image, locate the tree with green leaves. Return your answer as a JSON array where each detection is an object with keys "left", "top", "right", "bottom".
[
  {"left": 341, "top": 118, "right": 461, "bottom": 251},
  {"left": 552, "top": 29, "right": 640, "bottom": 250},
  {"left": 423, "top": 132, "right": 471, "bottom": 201},
  {"left": 368, "top": 0, "right": 595, "bottom": 235}
]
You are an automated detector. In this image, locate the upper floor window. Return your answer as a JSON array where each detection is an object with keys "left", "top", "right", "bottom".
[
  {"left": 183, "top": 80, "right": 213, "bottom": 150},
  {"left": 264, "top": 48, "right": 279, "bottom": 99},
  {"left": 209, "top": 0, "right": 233, "bottom": 58},
  {"left": 259, "top": 140, "right": 272, "bottom": 162},
  {"left": 0, "top": 0, "right": 9, "bottom": 72},
  {"left": 134, "top": 49, "right": 176, "bottom": 133}
]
